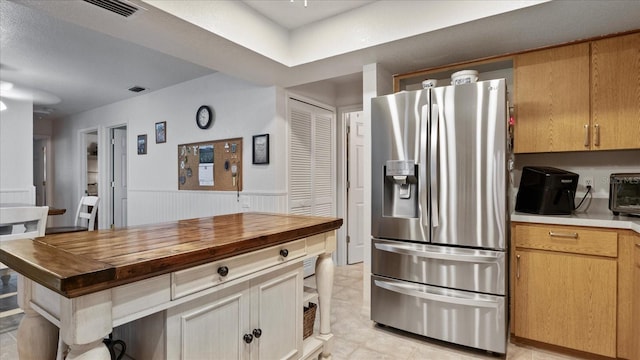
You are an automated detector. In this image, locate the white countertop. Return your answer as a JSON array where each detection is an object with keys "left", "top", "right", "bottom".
[{"left": 511, "top": 198, "right": 640, "bottom": 234}]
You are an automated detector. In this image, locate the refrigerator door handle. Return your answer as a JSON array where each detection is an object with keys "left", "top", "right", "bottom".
[
  {"left": 374, "top": 278, "right": 501, "bottom": 309},
  {"left": 430, "top": 104, "right": 440, "bottom": 227},
  {"left": 374, "top": 242, "right": 503, "bottom": 263},
  {"left": 420, "top": 104, "right": 429, "bottom": 227}
]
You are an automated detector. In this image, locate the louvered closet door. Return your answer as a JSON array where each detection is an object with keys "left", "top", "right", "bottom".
[
  {"left": 313, "top": 112, "right": 334, "bottom": 216},
  {"left": 287, "top": 99, "right": 335, "bottom": 217},
  {"left": 288, "top": 99, "right": 335, "bottom": 277},
  {"left": 289, "top": 104, "right": 313, "bottom": 215}
]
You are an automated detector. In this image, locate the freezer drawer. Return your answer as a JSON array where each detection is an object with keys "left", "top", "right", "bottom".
[
  {"left": 372, "top": 238, "right": 506, "bottom": 295},
  {"left": 371, "top": 275, "right": 507, "bottom": 354}
]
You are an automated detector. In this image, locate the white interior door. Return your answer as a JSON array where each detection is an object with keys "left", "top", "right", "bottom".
[
  {"left": 32, "top": 138, "right": 47, "bottom": 206},
  {"left": 112, "top": 127, "right": 127, "bottom": 228},
  {"left": 347, "top": 111, "right": 365, "bottom": 264}
]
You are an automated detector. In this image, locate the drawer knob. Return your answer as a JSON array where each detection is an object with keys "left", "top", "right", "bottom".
[
  {"left": 243, "top": 333, "right": 253, "bottom": 344},
  {"left": 252, "top": 328, "right": 262, "bottom": 338},
  {"left": 280, "top": 249, "right": 289, "bottom": 258},
  {"left": 217, "top": 266, "right": 229, "bottom": 277}
]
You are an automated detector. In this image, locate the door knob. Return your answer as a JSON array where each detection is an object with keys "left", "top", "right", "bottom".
[
  {"left": 243, "top": 333, "right": 253, "bottom": 344},
  {"left": 280, "top": 249, "right": 289, "bottom": 258}
]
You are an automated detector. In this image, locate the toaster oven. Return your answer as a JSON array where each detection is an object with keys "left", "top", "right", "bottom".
[{"left": 609, "top": 173, "right": 640, "bottom": 216}]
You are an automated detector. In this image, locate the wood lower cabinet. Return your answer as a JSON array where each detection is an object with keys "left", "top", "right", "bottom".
[
  {"left": 511, "top": 223, "right": 624, "bottom": 358},
  {"left": 166, "top": 264, "right": 303, "bottom": 360},
  {"left": 634, "top": 237, "right": 640, "bottom": 360},
  {"left": 514, "top": 250, "right": 617, "bottom": 357}
]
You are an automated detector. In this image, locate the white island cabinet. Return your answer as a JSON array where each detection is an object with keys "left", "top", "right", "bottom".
[
  {"left": 165, "top": 264, "right": 303, "bottom": 360},
  {"left": 0, "top": 213, "right": 342, "bottom": 360}
]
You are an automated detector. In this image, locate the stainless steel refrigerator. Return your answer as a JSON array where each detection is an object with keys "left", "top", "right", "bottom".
[{"left": 371, "top": 79, "right": 509, "bottom": 354}]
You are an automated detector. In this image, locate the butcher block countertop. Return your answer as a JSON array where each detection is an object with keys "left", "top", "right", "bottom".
[{"left": 0, "top": 212, "right": 342, "bottom": 298}]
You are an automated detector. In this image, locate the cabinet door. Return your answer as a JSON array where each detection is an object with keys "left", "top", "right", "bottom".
[
  {"left": 166, "top": 281, "right": 251, "bottom": 360},
  {"left": 634, "top": 239, "right": 640, "bottom": 360},
  {"left": 251, "top": 266, "right": 303, "bottom": 360},
  {"left": 591, "top": 32, "right": 640, "bottom": 150},
  {"left": 514, "top": 43, "right": 590, "bottom": 153},
  {"left": 514, "top": 250, "right": 617, "bottom": 357}
]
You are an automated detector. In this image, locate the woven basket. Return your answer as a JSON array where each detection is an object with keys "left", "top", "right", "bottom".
[{"left": 303, "top": 302, "right": 317, "bottom": 339}]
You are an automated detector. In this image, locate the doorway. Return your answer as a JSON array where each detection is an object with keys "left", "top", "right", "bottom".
[
  {"left": 110, "top": 126, "right": 127, "bottom": 228},
  {"left": 78, "top": 130, "right": 99, "bottom": 229},
  {"left": 32, "top": 136, "right": 51, "bottom": 206},
  {"left": 86, "top": 133, "right": 98, "bottom": 197}
]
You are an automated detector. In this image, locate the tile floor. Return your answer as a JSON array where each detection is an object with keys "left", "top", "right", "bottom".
[
  {"left": 305, "top": 263, "right": 583, "bottom": 360},
  {"left": 1, "top": 263, "right": 584, "bottom": 359}
]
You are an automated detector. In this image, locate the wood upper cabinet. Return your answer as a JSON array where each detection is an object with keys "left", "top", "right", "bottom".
[
  {"left": 514, "top": 43, "right": 590, "bottom": 153},
  {"left": 514, "top": 32, "right": 640, "bottom": 153},
  {"left": 591, "top": 32, "right": 640, "bottom": 151}
]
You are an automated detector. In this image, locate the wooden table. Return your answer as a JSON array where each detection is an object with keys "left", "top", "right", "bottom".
[
  {"left": 47, "top": 207, "right": 66, "bottom": 216},
  {"left": 0, "top": 212, "right": 342, "bottom": 360}
]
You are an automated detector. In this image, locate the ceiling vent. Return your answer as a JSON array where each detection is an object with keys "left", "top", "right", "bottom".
[
  {"left": 128, "top": 86, "right": 146, "bottom": 93},
  {"left": 83, "top": 0, "right": 139, "bottom": 18}
]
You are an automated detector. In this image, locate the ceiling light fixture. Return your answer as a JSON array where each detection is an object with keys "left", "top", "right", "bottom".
[
  {"left": 290, "top": 0, "right": 308, "bottom": 8},
  {"left": 0, "top": 81, "right": 14, "bottom": 92},
  {"left": 0, "top": 81, "right": 12, "bottom": 111}
]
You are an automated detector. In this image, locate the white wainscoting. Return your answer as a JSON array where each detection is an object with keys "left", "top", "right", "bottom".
[
  {"left": 127, "top": 190, "right": 288, "bottom": 226},
  {"left": 0, "top": 187, "right": 35, "bottom": 205}
]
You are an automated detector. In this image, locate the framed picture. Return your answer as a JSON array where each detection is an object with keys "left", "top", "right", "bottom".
[
  {"left": 137, "top": 134, "right": 147, "bottom": 155},
  {"left": 252, "top": 134, "right": 269, "bottom": 164},
  {"left": 155, "top": 121, "right": 166, "bottom": 143}
]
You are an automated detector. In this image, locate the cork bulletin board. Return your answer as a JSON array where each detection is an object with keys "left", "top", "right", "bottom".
[{"left": 177, "top": 137, "right": 243, "bottom": 191}]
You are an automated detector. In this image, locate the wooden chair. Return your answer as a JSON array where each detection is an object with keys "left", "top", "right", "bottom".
[
  {"left": 45, "top": 196, "right": 99, "bottom": 234},
  {"left": 0, "top": 206, "right": 49, "bottom": 241},
  {"left": 0, "top": 206, "right": 49, "bottom": 319}
]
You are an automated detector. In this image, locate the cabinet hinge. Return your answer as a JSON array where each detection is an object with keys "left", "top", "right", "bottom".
[
  {"left": 111, "top": 181, "right": 116, "bottom": 188},
  {"left": 111, "top": 138, "right": 116, "bottom": 145},
  {"left": 346, "top": 235, "right": 351, "bottom": 244}
]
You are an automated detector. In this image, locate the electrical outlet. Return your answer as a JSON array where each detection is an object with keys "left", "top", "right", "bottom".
[{"left": 584, "top": 176, "right": 594, "bottom": 190}]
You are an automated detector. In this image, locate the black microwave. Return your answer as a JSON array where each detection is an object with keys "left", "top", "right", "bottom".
[{"left": 609, "top": 173, "right": 640, "bottom": 216}]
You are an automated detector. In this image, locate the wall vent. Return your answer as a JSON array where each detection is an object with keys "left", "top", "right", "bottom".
[
  {"left": 83, "top": 0, "right": 139, "bottom": 18},
  {"left": 128, "top": 86, "right": 146, "bottom": 93}
]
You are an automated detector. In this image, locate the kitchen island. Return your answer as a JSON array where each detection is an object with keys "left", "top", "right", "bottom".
[{"left": 0, "top": 212, "right": 342, "bottom": 360}]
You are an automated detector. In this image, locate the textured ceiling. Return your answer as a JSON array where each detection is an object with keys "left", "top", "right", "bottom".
[{"left": 1, "top": 0, "right": 639, "bottom": 121}]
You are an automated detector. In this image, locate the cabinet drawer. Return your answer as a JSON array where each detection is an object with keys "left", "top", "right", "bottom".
[
  {"left": 112, "top": 274, "right": 171, "bottom": 325},
  {"left": 514, "top": 224, "right": 617, "bottom": 257},
  {"left": 171, "top": 239, "right": 306, "bottom": 300}
]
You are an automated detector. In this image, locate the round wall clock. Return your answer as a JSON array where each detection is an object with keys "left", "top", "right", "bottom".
[{"left": 196, "top": 105, "right": 212, "bottom": 129}]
